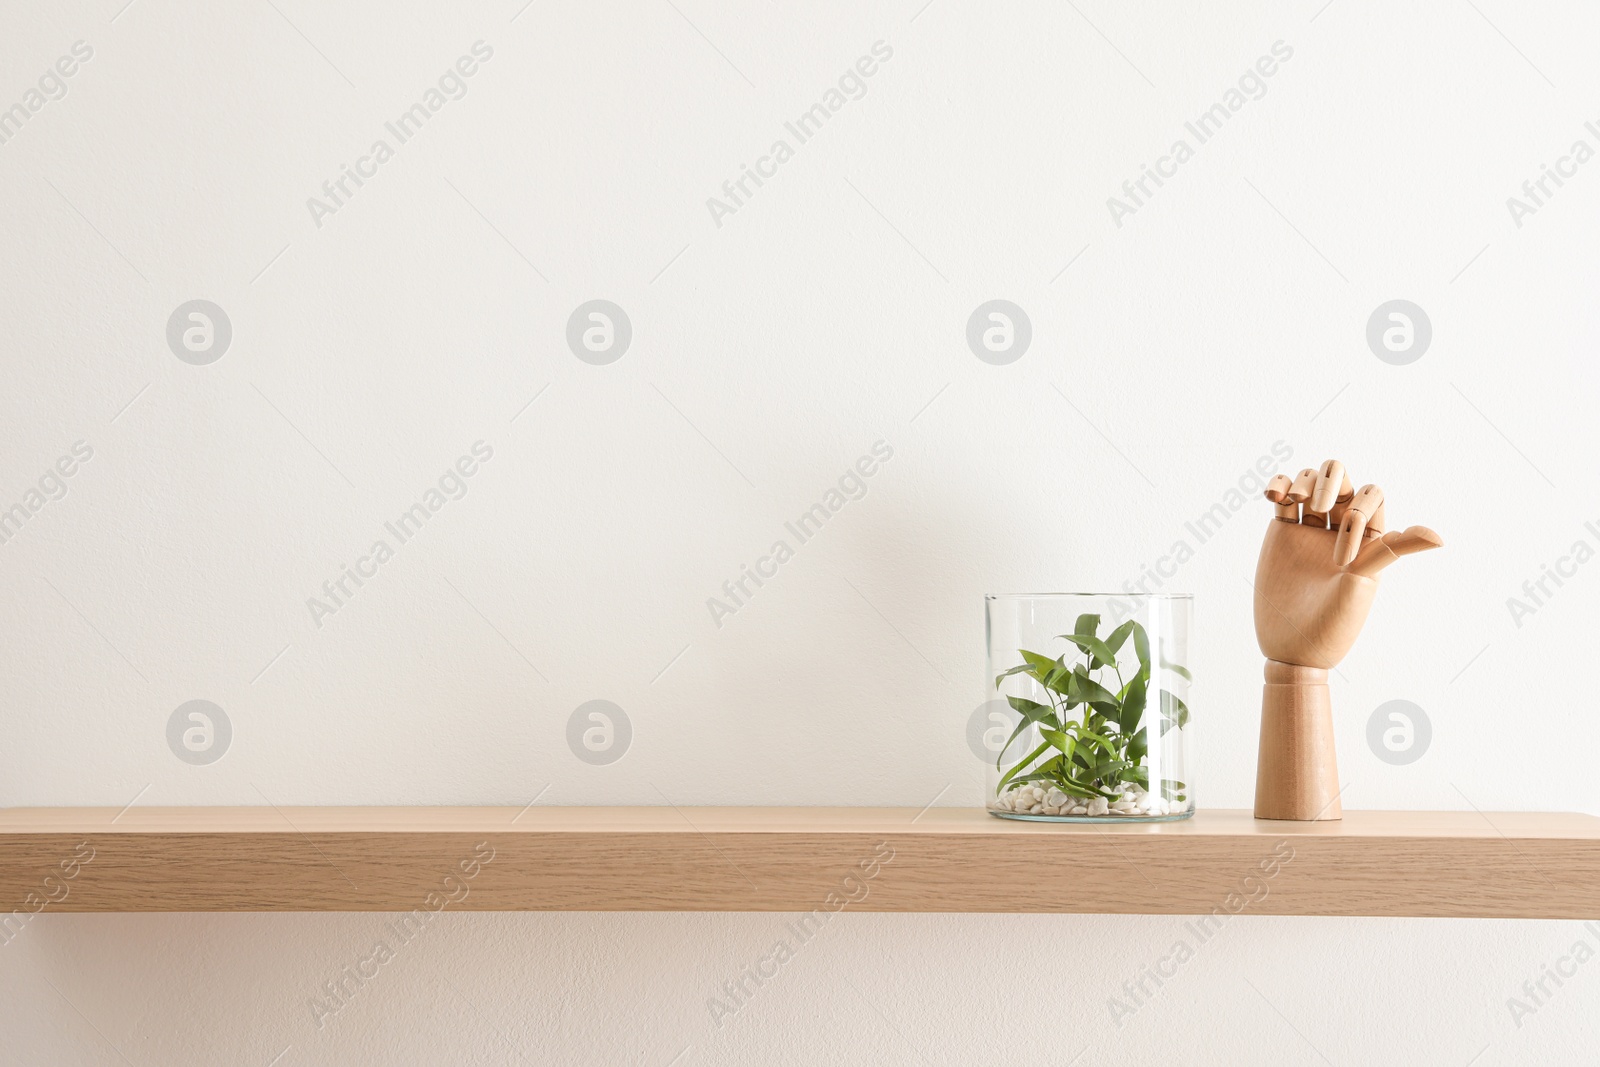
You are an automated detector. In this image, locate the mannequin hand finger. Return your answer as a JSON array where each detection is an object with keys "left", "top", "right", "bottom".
[
  {"left": 1310, "top": 460, "right": 1350, "bottom": 513},
  {"left": 1265, "top": 473, "right": 1299, "bottom": 522},
  {"left": 1347, "top": 526, "right": 1442, "bottom": 578},
  {"left": 1366, "top": 499, "right": 1386, "bottom": 538},
  {"left": 1286, "top": 469, "right": 1318, "bottom": 505},
  {"left": 1333, "top": 484, "right": 1384, "bottom": 566}
]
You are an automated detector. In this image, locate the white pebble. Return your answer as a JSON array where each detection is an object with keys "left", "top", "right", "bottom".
[{"left": 989, "top": 783, "right": 1194, "bottom": 818}]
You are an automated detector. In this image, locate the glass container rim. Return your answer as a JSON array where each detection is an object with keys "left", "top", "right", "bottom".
[{"left": 984, "top": 592, "right": 1194, "bottom": 600}]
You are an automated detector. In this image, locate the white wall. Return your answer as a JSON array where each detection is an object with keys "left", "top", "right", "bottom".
[{"left": 3, "top": 0, "right": 1598, "bottom": 1062}]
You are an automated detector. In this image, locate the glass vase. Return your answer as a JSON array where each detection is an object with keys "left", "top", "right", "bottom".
[{"left": 983, "top": 594, "right": 1193, "bottom": 821}]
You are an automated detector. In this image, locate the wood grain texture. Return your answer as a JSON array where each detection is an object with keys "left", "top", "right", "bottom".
[{"left": 1, "top": 808, "right": 1597, "bottom": 918}]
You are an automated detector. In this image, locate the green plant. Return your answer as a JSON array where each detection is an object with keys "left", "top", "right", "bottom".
[{"left": 993, "top": 613, "right": 1189, "bottom": 803}]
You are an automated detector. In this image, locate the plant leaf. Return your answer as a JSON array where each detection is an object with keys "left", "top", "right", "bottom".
[
  {"left": 1160, "top": 646, "right": 1192, "bottom": 681},
  {"left": 1040, "top": 729, "right": 1076, "bottom": 763},
  {"left": 1074, "top": 726, "right": 1117, "bottom": 752},
  {"left": 1112, "top": 673, "right": 1147, "bottom": 731},
  {"left": 1071, "top": 666, "right": 1120, "bottom": 711},
  {"left": 1006, "top": 695, "right": 1058, "bottom": 722},
  {"left": 996, "top": 741, "right": 1053, "bottom": 793},
  {"left": 1042, "top": 660, "right": 1077, "bottom": 695},
  {"left": 1106, "top": 620, "right": 1136, "bottom": 655},
  {"left": 1012, "top": 650, "right": 1078, "bottom": 696},
  {"left": 995, "top": 697, "right": 1061, "bottom": 769},
  {"left": 1160, "top": 690, "right": 1190, "bottom": 728},
  {"left": 1056, "top": 779, "right": 1113, "bottom": 799},
  {"left": 1020, "top": 649, "right": 1057, "bottom": 676},
  {"left": 1126, "top": 727, "right": 1148, "bottom": 763},
  {"left": 1058, "top": 632, "right": 1116, "bottom": 669},
  {"left": 1131, "top": 622, "right": 1151, "bottom": 676},
  {"left": 1054, "top": 670, "right": 1084, "bottom": 706},
  {"left": 994, "top": 662, "right": 1039, "bottom": 689},
  {"left": 1074, "top": 613, "right": 1101, "bottom": 638}
]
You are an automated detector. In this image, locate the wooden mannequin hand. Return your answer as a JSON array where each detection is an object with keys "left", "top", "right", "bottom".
[
  {"left": 1253, "top": 460, "right": 1442, "bottom": 669},
  {"left": 1252, "top": 459, "right": 1440, "bottom": 819}
]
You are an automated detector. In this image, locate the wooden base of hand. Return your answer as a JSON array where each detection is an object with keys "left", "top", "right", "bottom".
[{"left": 1254, "top": 661, "right": 1341, "bottom": 821}]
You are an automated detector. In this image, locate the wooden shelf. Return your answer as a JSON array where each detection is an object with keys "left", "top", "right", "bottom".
[{"left": 2, "top": 807, "right": 1597, "bottom": 917}]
